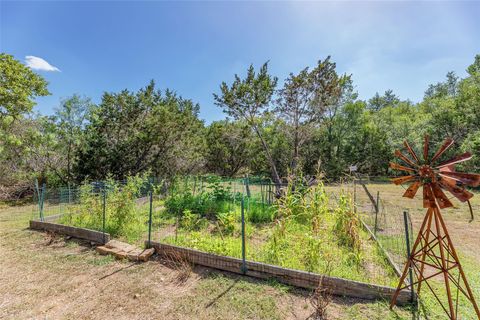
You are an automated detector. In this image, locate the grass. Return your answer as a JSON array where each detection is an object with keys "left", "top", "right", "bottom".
[
  {"left": 0, "top": 203, "right": 415, "bottom": 319},
  {"left": 17, "top": 178, "right": 480, "bottom": 318},
  {"left": 332, "top": 181, "right": 480, "bottom": 319}
]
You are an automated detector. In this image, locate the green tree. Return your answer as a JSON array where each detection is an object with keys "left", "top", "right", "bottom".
[
  {"left": 0, "top": 53, "right": 50, "bottom": 119},
  {"left": 368, "top": 89, "right": 400, "bottom": 111},
  {"left": 214, "top": 62, "right": 283, "bottom": 189},
  {"left": 53, "top": 95, "right": 93, "bottom": 183},
  {"left": 205, "top": 120, "right": 253, "bottom": 177},
  {"left": 75, "top": 81, "right": 205, "bottom": 181},
  {"left": 276, "top": 57, "right": 348, "bottom": 175}
]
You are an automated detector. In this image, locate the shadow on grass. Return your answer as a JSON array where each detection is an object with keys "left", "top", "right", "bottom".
[
  {"left": 99, "top": 262, "right": 139, "bottom": 280},
  {"left": 204, "top": 278, "right": 239, "bottom": 308}
]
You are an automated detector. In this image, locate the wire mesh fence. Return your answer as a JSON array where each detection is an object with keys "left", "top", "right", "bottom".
[
  {"left": 24, "top": 174, "right": 423, "bottom": 291},
  {"left": 150, "top": 175, "right": 409, "bottom": 287}
]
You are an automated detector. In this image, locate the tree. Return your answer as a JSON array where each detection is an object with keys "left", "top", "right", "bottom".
[
  {"left": 0, "top": 54, "right": 51, "bottom": 197},
  {"left": 368, "top": 89, "right": 400, "bottom": 111},
  {"left": 75, "top": 81, "right": 205, "bottom": 181},
  {"left": 424, "top": 71, "right": 459, "bottom": 99},
  {"left": 0, "top": 53, "right": 50, "bottom": 119},
  {"left": 205, "top": 120, "right": 253, "bottom": 177},
  {"left": 53, "top": 95, "right": 93, "bottom": 183},
  {"left": 276, "top": 56, "right": 346, "bottom": 174},
  {"left": 213, "top": 62, "right": 283, "bottom": 189}
]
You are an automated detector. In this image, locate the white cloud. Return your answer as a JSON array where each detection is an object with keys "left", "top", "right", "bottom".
[{"left": 25, "top": 56, "right": 60, "bottom": 72}]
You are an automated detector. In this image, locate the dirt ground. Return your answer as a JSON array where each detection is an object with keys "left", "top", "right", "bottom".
[{"left": 0, "top": 205, "right": 412, "bottom": 320}]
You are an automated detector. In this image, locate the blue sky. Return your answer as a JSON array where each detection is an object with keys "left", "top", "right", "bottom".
[{"left": 1, "top": 1, "right": 479, "bottom": 123}]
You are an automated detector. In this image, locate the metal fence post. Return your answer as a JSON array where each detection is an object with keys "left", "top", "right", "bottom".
[
  {"left": 353, "top": 179, "right": 357, "bottom": 213},
  {"left": 403, "top": 210, "right": 415, "bottom": 304},
  {"left": 102, "top": 187, "right": 107, "bottom": 244},
  {"left": 374, "top": 191, "right": 380, "bottom": 235},
  {"left": 241, "top": 197, "right": 247, "bottom": 275},
  {"left": 40, "top": 183, "right": 46, "bottom": 222},
  {"left": 245, "top": 176, "right": 251, "bottom": 198},
  {"left": 148, "top": 190, "right": 153, "bottom": 248}
]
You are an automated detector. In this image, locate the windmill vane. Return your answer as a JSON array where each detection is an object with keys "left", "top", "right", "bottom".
[
  {"left": 388, "top": 135, "right": 480, "bottom": 319},
  {"left": 390, "top": 136, "right": 480, "bottom": 209}
]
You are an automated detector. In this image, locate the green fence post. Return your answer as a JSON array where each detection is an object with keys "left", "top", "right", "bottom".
[
  {"left": 374, "top": 191, "right": 380, "bottom": 235},
  {"left": 40, "top": 183, "right": 46, "bottom": 222},
  {"left": 102, "top": 187, "right": 107, "bottom": 244},
  {"left": 241, "top": 197, "right": 247, "bottom": 274},
  {"left": 353, "top": 180, "right": 357, "bottom": 213},
  {"left": 148, "top": 190, "right": 153, "bottom": 248},
  {"left": 403, "top": 210, "right": 415, "bottom": 304}
]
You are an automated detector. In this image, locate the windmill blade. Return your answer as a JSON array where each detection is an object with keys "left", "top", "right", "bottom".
[
  {"left": 430, "top": 137, "right": 454, "bottom": 164},
  {"left": 403, "top": 181, "right": 422, "bottom": 199},
  {"left": 431, "top": 182, "right": 453, "bottom": 209},
  {"left": 423, "top": 183, "right": 436, "bottom": 208},
  {"left": 439, "top": 165, "right": 455, "bottom": 172},
  {"left": 423, "top": 135, "right": 430, "bottom": 162},
  {"left": 392, "top": 175, "right": 418, "bottom": 185},
  {"left": 389, "top": 162, "right": 415, "bottom": 172},
  {"left": 394, "top": 150, "right": 418, "bottom": 168},
  {"left": 438, "top": 177, "right": 474, "bottom": 202},
  {"left": 436, "top": 152, "right": 472, "bottom": 169},
  {"left": 439, "top": 171, "right": 480, "bottom": 187},
  {"left": 403, "top": 140, "right": 420, "bottom": 163}
]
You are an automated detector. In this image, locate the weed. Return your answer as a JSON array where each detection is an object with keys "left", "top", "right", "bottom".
[{"left": 309, "top": 277, "right": 332, "bottom": 320}]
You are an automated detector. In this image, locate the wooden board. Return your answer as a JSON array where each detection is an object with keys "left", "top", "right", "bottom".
[
  {"left": 149, "top": 241, "right": 413, "bottom": 305},
  {"left": 30, "top": 220, "right": 109, "bottom": 244}
]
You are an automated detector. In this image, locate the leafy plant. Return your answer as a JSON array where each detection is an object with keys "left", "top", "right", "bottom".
[
  {"left": 333, "top": 193, "right": 361, "bottom": 265},
  {"left": 216, "top": 211, "right": 237, "bottom": 235},
  {"left": 61, "top": 174, "right": 149, "bottom": 242}
]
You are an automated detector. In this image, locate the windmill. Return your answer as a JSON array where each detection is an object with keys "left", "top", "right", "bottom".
[{"left": 389, "top": 135, "right": 480, "bottom": 319}]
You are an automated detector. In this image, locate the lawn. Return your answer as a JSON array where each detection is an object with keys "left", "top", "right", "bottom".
[
  {"left": 19, "top": 177, "right": 480, "bottom": 319},
  {"left": 0, "top": 202, "right": 414, "bottom": 320}
]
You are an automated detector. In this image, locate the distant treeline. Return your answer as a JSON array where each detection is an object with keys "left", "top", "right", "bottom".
[{"left": 1, "top": 53, "right": 480, "bottom": 197}]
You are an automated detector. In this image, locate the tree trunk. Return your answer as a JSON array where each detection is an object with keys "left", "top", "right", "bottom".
[{"left": 253, "top": 125, "right": 282, "bottom": 193}]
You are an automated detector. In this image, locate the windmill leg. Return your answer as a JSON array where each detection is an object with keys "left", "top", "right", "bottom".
[
  {"left": 416, "top": 208, "right": 434, "bottom": 294},
  {"left": 436, "top": 207, "right": 480, "bottom": 318},
  {"left": 390, "top": 208, "right": 432, "bottom": 309},
  {"left": 433, "top": 206, "right": 456, "bottom": 319}
]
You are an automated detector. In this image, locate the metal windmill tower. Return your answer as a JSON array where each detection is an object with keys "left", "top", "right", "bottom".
[{"left": 389, "top": 135, "right": 480, "bottom": 319}]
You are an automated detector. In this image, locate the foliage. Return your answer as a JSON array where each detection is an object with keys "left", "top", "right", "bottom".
[
  {"left": 164, "top": 177, "right": 235, "bottom": 218},
  {"left": 245, "top": 198, "right": 276, "bottom": 223},
  {"left": 61, "top": 174, "right": 149, "bottom": 241},
  {"left": 4, "top": 54, "right": 480, "bottom": 196},
  {"left": 0, "top": 54, "right": 51, "bottom": 197},
  {"left": 214, "top": 62, "right": 283, "bottom": 188},
  {"left": 205, "top": 120, "right": 254, "bottom": 177},
  {"left": 0, "top": 53, "right": 50, "bottom": 119},
  {"left": 74, "top": 81, "right": 205, "bottom": 181},
  {"left": 179, "top": 209, "right": 206, "bottom": 231},
  {"left": 216, "top": 211, "right": 236, "bottom": 235},
  {"left": 333, "top": 193, "right": 361, "bottom": 265},
  {"left": 275, "top": 57, "right": 351, "bottom": 173}
]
